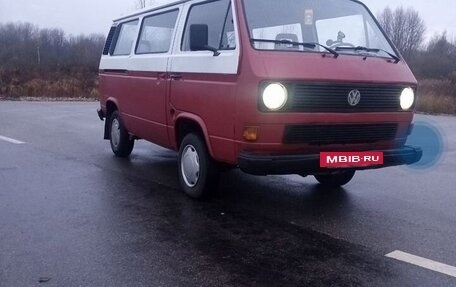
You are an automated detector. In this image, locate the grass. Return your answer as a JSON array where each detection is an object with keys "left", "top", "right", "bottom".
[
  {"left": 416, "top": 79, "right": 456, "bottom": 115},
  {"left": 0, "top": 76, "right": 98, "bottom": 100}
]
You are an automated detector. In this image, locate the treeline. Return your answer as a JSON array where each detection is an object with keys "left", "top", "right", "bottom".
[
  {"left": 378, "top": 6, "right": 456, "bottom": 114},
  {"left": 0, "top": 22, "right": 105, "bottom": 99},
  {"left": 410, "top": 33, "right": 456, "bottom": 80},
  {"left": 378, "top": 7, "right": 456, "bottom": 80},
  {"left": 409, "top": 33, "right": 456, "bottom": 114}
]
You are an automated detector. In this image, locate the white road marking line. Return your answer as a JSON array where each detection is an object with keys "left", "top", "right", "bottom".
[
  {"left": 386, "top": 250, "right": 456, "bottom": 278},
  {"left": 0, "top": 135, "right": 25, "bottom": 145}
]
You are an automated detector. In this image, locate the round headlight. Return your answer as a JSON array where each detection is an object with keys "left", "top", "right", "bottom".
[
  {"left": 400, "top": 87, "right": 415, "bottom": 110},
  {"left": 262, "top": 83, "right": 288, "bottom": 111}
]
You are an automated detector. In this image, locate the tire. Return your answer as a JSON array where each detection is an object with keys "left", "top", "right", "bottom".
[
  {"left": 314, "top": 170, "right": 356, "bottom": 187},
  {"left": 109, "top": 111, "right": 134, "bottom": 157},
  {"left": 178, "top": 133, "right": 220, "bottom": 199}
]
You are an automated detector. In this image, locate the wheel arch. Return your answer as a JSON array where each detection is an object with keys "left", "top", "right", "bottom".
[
  {"left": 174, "top": 113, "right": 215, "bottom": 159},
  {"left": 104, "top": 98, "right": 119, "bottom": 139}
]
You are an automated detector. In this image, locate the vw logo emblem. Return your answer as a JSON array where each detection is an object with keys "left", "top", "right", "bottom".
[{"left": 348, "top": 89, "right": 361, "bottom": 106}]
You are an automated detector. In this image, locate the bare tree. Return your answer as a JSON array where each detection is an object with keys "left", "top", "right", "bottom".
[
  {"left": 0, "top": 22, "right": 105, "bottom": 99},
  {"left": 136, "top": 0, "right": 156, "bottom": 9},
  {"left": 137, "top": 0, "right": 147, "bottom": 8},
  {"left": 377, "top": 6, "right": 426, "bottom": 60}
]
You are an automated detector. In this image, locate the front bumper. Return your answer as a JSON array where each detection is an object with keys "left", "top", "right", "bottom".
[{"left": 238, "top": 146, "right": 423, "bottom": 175}]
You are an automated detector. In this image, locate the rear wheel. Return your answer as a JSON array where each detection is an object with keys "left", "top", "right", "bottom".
[
  {"left": 314, "top": 170, "right": 355, "bottom": 187},
  {"left": 109, "top": 111, "right": 134, "bottom": 157},
  {"left": 178, "top": 133, "right": 220, "bottom": 199}
]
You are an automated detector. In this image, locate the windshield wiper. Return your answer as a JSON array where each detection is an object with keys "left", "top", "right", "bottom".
[
  {"left": 250, "top": 38, "right": 339, "bottom": 58},
  {"left": 335, "top": 46, "right": 400, "bottom": 63}
]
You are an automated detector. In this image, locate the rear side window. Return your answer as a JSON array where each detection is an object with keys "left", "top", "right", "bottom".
[
  {"left": 103, "top": 26, "right": 117, "bottom": 55},
  {"left": 182, "top": 0, "right": 235, "bottom": 51},
  {"left": 136, "top": 10, "right": 179, "bottom": 54},
  {"left": 112, "top": 19, "right": 139, "bottom": 56}
]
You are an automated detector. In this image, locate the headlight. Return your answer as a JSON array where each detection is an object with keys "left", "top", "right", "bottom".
[
  {"left": 400, "top": 87, "right": 415, "bottom": 110},
  {"left": 262, "top": 83, "right": 288, "bottom": 111}
]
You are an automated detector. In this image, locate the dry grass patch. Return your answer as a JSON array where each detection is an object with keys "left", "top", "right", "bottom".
[{"left": 416, "top": 79, "right": 456, "bottom": 114}]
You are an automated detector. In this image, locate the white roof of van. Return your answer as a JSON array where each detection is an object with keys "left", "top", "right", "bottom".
[{"left": 114, "top": 0, "right": 187, "bottom": 22}]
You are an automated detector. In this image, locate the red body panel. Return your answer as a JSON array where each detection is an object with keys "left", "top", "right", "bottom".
[
  {"left": 100, "top": 71, "right": 171, "bottom": 148},
  {"left": 232, "top": 53, "right": 415, "bottom": 157},
  {"left": 169, "top": 73, "right": 239, "bottom": 163}
]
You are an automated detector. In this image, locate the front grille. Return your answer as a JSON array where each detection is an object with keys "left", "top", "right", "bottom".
[
  {"left": 287, "top": 83, "right": 404, "bottom": 112},
  {"left": 284, "top": 124, "right": 398, "bottom": 145}
]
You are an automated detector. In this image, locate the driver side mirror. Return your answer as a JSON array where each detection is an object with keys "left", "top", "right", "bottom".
[
  {"left": 189, "top": 24, "right": 220, "bottom": 56},
  {"left": 190, "top": 24, "right": 208, "bottom": 51}
]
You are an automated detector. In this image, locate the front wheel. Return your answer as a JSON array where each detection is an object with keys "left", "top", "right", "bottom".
[
  {"left": 178, "top": 133, "right": 220, "bottom": 199},
  {"left": 109, "top": 111, "right": 134, "bottom": 157},
  {"left": 314, "top": 170, "right": 355, "bottom": 187}
]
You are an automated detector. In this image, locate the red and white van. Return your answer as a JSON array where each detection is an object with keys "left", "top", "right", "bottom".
[{"left": 97, "top": 0, "right": 422, "bottom": 198}]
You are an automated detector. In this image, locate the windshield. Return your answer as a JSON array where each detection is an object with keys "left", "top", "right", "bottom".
[{"left": 243, "top": 0, "right": 397, "bottom": 58}]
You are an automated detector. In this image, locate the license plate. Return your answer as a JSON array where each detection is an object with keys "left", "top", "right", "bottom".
[{"left": 320, "top": 152, "right": 384, "bottom": 168}]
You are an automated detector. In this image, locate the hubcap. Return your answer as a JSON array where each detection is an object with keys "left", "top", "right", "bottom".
[
  {"left": 181, "top": 145, "right": 200, "bottom": 188},
  {"left": 111, "top": 118, "right": 121, "bottom": 148}
]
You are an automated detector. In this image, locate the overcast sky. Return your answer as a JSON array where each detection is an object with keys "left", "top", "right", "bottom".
[{"left": 0, "top": 0, "right": 455, "bottom": 40}]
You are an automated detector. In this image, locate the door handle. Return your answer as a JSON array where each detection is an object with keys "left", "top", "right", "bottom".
[
  {"left": 170, "top": 73, "right": 182, "bottom": 80},
  {"left": 158, "top": 72, "right": 167, "bottom": 80}
]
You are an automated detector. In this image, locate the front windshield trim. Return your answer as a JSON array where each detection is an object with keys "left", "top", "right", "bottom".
[{"left": 241, "top": 0, "right": 401, "bottom": 60}]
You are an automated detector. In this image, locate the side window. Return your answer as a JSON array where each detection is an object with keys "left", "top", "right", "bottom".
[
  {"left": 182, "top": 0, "right": 235, "bottom": 51},
  {"left": 136, "top": 10, "right": 179, "bottom": 54},
  {"left": 112, "top": 19, "right": 139, "bottom": 56},
  {"left": 103, "top": 26, "right": 117, "bottom": 55}
]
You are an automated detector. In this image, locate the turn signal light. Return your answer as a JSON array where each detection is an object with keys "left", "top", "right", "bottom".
[{"left": 243, "top": 127, "right": 259, "bottom": 142}]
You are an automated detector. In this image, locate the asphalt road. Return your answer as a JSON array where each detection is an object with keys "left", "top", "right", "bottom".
[{"left": 0, "top": 101, "right": 455, "bottom": 287}]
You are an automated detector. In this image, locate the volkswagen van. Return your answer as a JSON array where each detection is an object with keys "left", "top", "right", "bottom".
[{"left": 97, "top": 0, "right": 422, "bottom": 198}]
